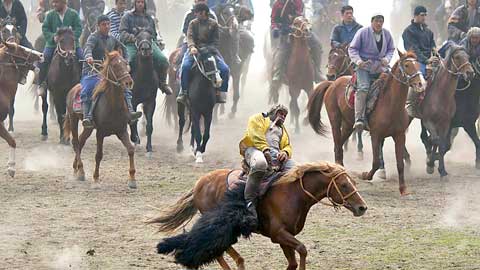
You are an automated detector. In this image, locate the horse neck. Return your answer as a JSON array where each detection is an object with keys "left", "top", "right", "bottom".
[
  {"left": 296, "top": 172, "right": 330, "bottom": 208},
  {"left": 287, "top": 37, "right": 313, "bottom": 80},
  {"left": 101, "top": 81, "right": 126, "bottom": 112},
  {"left": 379, "top": 72, "right": 409, "bottom": 113},
  {"left": 430, "top": 63, "right": 459, "bottom": 100}
]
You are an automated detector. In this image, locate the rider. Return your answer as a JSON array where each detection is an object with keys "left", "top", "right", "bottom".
[
  {"left": 270, "top": 0, "right": 323, "bottom": 87},
  {"left": 80, "top": 15, "right": 142, "bottom": 129},
  {"left": 107, "top": 0, "right": 128, "bottom": 40},
  {"left": 239, "top": 104, "right": 295, "bottom": 223},
  {"left": 348, "top": 12, "right": 395, "bottom": 131},
  {"left": 36, "top": 0, "right": 83, "bottom": 95},
  {"left": 330, "top": 5, "right": 362, "bottom": 48},
  {"left": 0, "top": 0, "right": 33, "bottom": 48},
  {"left": 448, "top": 0, "right": 480, "bottom": 42},
  {"left": 80, "top": 0, "right": 105, "bottom": 33},
  {"left": 402, "top": 6, "right": 438, "bottom": 117},
  {"left": 119, "top": 0, "right": 172, "bottom": 95},
  {"left": 176, "top": 3, "right": 230, "bottom": 104}
]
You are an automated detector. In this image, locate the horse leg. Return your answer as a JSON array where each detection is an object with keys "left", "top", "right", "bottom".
[
  {"left": 8, "top": 97, "right": 14, "bottom": 133},
  {"left": 93, "top": 133, "right": 104, "bottom": 184},
  {"left": 145, "top": 100, "right": 156, "bottom": 157},
  {"left": 229, "top": 72, "right": 241, "bottom": 119},
  {"left": 273, "top": 229, "right": 306, "bottom": 270},
  {"left": 280, "top": 245, "right": 298, "bottom": 270},
  {"left": 176, "top": 103, "right": 186, "bottom": 153},
  {"left": 216, "top": 256, "right": 232, "bottom": 270},
  {"left": 288, "top": 87, "right": 301, "bottom": 133},
  {"left": 393, "top": 133, "right": 408, "bottom": 195},
  {"left": 55, "top": 99, "right": 67, "bottom": 145},
  {"left": 226, "top": 247, "right": 245, "bottom": 270},
  {"left": 376, "top": 139, "right": 387, "bottom": 180},
  {"left": 0, "top": 123, "right": 16, "bottom": 177},
  {"left": 331, "top": 119, "right": 344, "bottom": 165},
  {"left": 421, "top": 123, "right": 434, "bottom": 174},
  {"left": 339, "top": 121, "right": 354, "bottom": 162},
  {"left": 76, "top": 127, "right": 93, "bottom": 182},
  {"left": 463, "top": 123, "right": 480, "bottom": 169},
  {"left": 437, "top": 135, "right": 449, "bottom": 181},
  {"left": 200, "top": 112, "right": 213, "bottom": 154},
  {"left": 191, "top": 112, "right": 202, "bottom": 159},
  {"left": 362, "top": 134, "right": 382, "bottom": 180},
  {"left": 118, "top": 131, "right": 137, "bottom": 189},
  {"left": 41, "top": 92, "right": 48, "bottom": 140},
  {"left": 357, "top": 130, "right": 364, "bottom": 160}
]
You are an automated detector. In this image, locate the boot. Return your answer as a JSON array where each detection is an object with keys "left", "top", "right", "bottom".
[
  {"left": 216, "top": 90, "right": 226, "bottom": 104},
  {"left": 125, "top": 95, "right": 142, "bottom": 122},
  {"left": 405, "top": 87, "right": 420, "bottom": 118},
  {"left": 157, "top": 66, "right": 173, "bottom": 95},
  {"left": 82, "top": 100, "right": 94, "bottom": 129},
  {"left": 354, "top": 91, "right": 368, "bottom": 132},
  {"left": 176, "top": 88, "right": 188, "bottom": 105},
  {"left": 18, "top": 69, "right": 28, "bottom": 85},
  {"left": 244, "top": 170, "right": 266, "bottom": 226}
]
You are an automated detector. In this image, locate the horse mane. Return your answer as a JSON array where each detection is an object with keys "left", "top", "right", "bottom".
[
  {"left": 55, "top": 27, "right": 74, "bottom": 36},
  {"left": 382, "top": 50, "right": 418, "bottom": 92},
  {"left": 273, "top": 161, "right": 347, "bottom": 186},
  {"left": 445, "top": 43, "right": 465, "bottom": 63},
  {"left": 92, "top": 51, "right": 123, "bottom": 100}
]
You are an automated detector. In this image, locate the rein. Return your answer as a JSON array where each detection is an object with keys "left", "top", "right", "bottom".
[
  {"left": 389, "top": 57, "right": 422, "bottom": 86},
  {"left": 86, "top": 58, "right": 132, "bottom": 89},
  {"left": 55, "top": 42, "right": 74, "bottom": 58},
  {"left": 299, "top": 170, "right": 359, "bottom": 210},
  {"left": 328, "top": 50, "right": 352, "bottom": 77}
]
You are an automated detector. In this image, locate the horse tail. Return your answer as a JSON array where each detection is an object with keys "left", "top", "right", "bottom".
[
  {"left": 156, "top": 183, "right": 255, "bottom": 269},
  {"left": 308, "top": 81, "right": 332, "bottom": 136},
  {"left": 63, "top": 111, "right": 71, "bottom": 140},
  {"left": 146, "top": 189, "right": 197, "bottom": 233}
]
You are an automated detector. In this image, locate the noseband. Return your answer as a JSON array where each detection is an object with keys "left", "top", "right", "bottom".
[
  {"left": 328, "top": 49, "right": 352, "bottom": 77},
  {"left": 390, "top": 57, "right": 423, "bottom": 86},
  {"left": 290, "top": 19, "right": 311, "bottom": 39},
  {"left": 299, "top": 169, "right": 359, "bottom": 209}
]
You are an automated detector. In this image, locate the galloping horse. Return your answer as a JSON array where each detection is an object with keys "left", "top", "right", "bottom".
[
  {"left": 271, "top": 16, "right": 315, "bottom": 133},
  {"left": 42, "top": 27, "right": 81, "bottom": 143},
  {"left": 0, "top": 42, "right": 42, "bottom": 177},
  {"left": 326, "top": 44, "right": 365, "bottom": 159},
  {"left": 149, "top": 162, "right": 367, "bottom": 270},
  {"left": 215, "top": 3, "right": 254, "bottom": 118},
  {"left": 308, "top": 51, "right": 426, "bottom": 195},
  {"left": 416, "top": 44, "right": 474, "bottom": 179},
  {"left": 129, "top": 28, "right": 159, "bottom": 157},
  {"left": 63, "top": 51, "right": 137, "bottom": 188}
]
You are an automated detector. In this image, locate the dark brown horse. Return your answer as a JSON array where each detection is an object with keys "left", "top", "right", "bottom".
[
  {"left": 0, "top": 42, "right": 42, "bottom": 177},
  {"left": 149, "top": 162, "right": 367, "bottom": 270},
  {"left": 63, "top": 51, "right": 136, "bottom": 187},
  {"left": 416, "top": 44, "right": 474, "bottom": 180},
  {"left": 43, "top": 27, "right": 81, "bottom": 143},
  {"left": 308, "top": 51, "right": 426, "bottom": 195},
  {"left": 271, "top": 16, "right": 315, "bottom": 133}
]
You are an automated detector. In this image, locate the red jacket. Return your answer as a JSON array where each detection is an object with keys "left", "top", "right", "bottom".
[{"left": 271, "top": 0, "right": 304, "bottom": 30}]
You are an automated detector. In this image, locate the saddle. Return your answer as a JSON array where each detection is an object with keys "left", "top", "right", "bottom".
[
  {"left": 345, "top": 72, "right": 388, "bottom": 115},
  {"left": 226, "top": 169, "right": 287, "bottom": 197},
  {"left": 73, "top": 87, "right": 82, "bottom": 113}
]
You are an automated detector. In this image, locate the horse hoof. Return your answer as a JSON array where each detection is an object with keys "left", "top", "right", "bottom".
[
  {"left": 440, "top": 175, "right": 449, "bottom": 182},
  {"left": 41, "top": 135, "right": 48, "bottom": 141},
  {"left": 128, "top": 180, "right": 137, "bottom": 189},
  {"left": 361, "top": 172, "right": 370, "bottom": 180},
  {"left": 399, "top": 186, "right": 409, "bottom": 196},
  {"left": 195, "top": 153, "right": 204, "bottom": 163},
  {"left": 91, "top": 182, "right": 101, "bottom": 189},
  {"left": 426, "top": 166, "right": 434, "bottom": 174},
  {"left": 376, "top": 169, "right": 387, "bottom": 180},
  {"left": 146, "top": 152, "right": 153, "bottom": 159},
  {"left": 176, "top": 144, "right": 184, "bottom": 153},
  {"left": 7, "top": 168, "right": 15, "bottom": 178},
  {"left": 77, "top": 175, "right": 86, "bottom": 182},
  {"left": 356, "top": 151, "right": 364, "bottom": 161}
]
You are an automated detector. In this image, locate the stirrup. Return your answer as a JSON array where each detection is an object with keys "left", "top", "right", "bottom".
[{"left": 82, "top": 119, "right": 94, "bottom": 129}]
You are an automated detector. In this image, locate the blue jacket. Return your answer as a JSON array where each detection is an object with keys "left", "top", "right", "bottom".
[{"left": 330, "top": 20, "right": 362, "bottom": 47}]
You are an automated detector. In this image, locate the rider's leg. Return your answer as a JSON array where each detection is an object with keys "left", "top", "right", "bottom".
[
  {"left": 124, "top": 89, "right": 142, "bottom": 122},
  {"left": 152, "top": 42, "right": 173, "bottom": 95},
  {"left": 244, "top": 147, "right": 268, "bottom": 224},
  {"left": 271, "top": 35, "right": 290, "bottom": 86},
  {"left": 216, "top": 56, "right": 230, "bottom": 103},
  {"left": 308, "top": 32, "right": 324, "bottom": 82},
  {"left": 80, "top": 74, "right": 100, "bottom": 128},
  {"left": 176, "top": 43, "right": 188, "bottom": 66},
  {"left": 406, "top": 62, "right": 426, "bottom": 118},
  {"left": 354, "top": 68, "right": 370, "bottom": 131},
  {"left": 177, "top": 52, "right": 194, "bottom": 104},
  {"left": 36, "top": 47, "right": 55, "bottom": 95}
]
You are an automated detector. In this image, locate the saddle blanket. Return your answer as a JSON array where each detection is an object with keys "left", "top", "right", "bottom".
[
  {"left": 73, "top": 88, "right": 82, "bottom": 114},
  {"left": 346, "top": 73, "right": 388, "bottom": 115},
  {"left": 226, "top": 169, "right": 286, "bottom": 197}
]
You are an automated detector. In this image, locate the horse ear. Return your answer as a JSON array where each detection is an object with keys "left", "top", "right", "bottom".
[
  {"left": 397, "top": 49, "right": 405, "bottom": 58},
  {"left": 341, "top": 43, "right": 349, "bottom": 50}
]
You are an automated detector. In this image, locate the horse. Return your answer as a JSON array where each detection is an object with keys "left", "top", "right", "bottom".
[
  {"left": 416, "top": 45, "right": 474, "bottom": 180},
  {"left": 326, "top": 44, "right": 366, "bottom": 160},
  {"left": 63, "top": 51, "right": 136, "bottom": 187},
  {"left": 128, "top": 28, "right": 159, "bottom": 157},
  {"left": 0, "top": 42, "right": 43, "bottom": 177},
  {"left": 148, "top": 162, "right": 367, "bottom": 270},
  {"left": 164, "top": 47, "right": 181, "bottom": 128},
  {"left": 215, "top": 3, "right": 254, "bottom": 118},
  {"left": 42, "top": 27, "right": 81, "bottom": 143},
  {"left": 270, "top": 16, "right": 315, "bottom": 133},
  {"left": 448, "top": 58, "right": 480, "bottom": 170},
  {"left": 308, "top": 51, "right": 426, "bottom": 195}
]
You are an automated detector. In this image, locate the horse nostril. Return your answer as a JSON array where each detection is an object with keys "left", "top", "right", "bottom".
[{"left": 359, "top": 206, "right": 367, "bottom": 212}]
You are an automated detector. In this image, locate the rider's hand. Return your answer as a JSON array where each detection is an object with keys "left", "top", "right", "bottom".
[
  {"left": 190, "top": 47, "right": 198, "bottom": 55},
  {"left": 381, "top": 57, "right": 389, "bottom": 67},
  {"left": 277, "top": 151, "right": 289, "bottom": 162},
  {"left": 357, "top": 60, "right": 370, "bottom": 69},
  {"left": 53, "top": 35, "right": 58, "bottom": 43},
  {"left": 86, "top": 57, "right": 94, "bottom": 65},
  {"left": 263, "top": 149, "right": 273, "bottom": 167},
  {"left": 429, "top": 56, "right": 440, "bottom": 65},
  {"left": 272, "top": 28, "right": 280, "bottom": 39}
]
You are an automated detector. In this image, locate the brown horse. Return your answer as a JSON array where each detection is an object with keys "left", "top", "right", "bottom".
[
  {"left": 271, "top": 16, "right": 315, "bottom": 133},
  {"left": 416, "top": 44, "right": 474, "bottom": 180},
  {"left": 149, "top": 162, "right": 367, "bottom": 270},
  {"left": 308, "top": 51, "right": 426, "bottom": 195},
  {"left": 0, "top": 42, "right": 42, "bottom": 177},
  {"left": 63, "top": 51, "right": 136, "bottom": 187}
]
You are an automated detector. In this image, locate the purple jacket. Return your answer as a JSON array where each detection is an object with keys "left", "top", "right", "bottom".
[{"left": 348, "top": 26, "right": 395, "bottom": 73}]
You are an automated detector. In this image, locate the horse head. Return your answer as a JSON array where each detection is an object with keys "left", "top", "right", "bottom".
[
  {"left": 392, "top": 50, "right": 426, "bottom": 92},
  {"left": 0, "top": 17, "right": 20, "bottom": 44},
  {"left": 445, "top": 44, "right": 475, "bottom": 81},
  {"left": 103, "top": 51, "right": 134, "bottom": 90},
  {"left": 55, "top": 27, "right": 76, "bottom": 66},
  {"left": 327, "top": 43, "right": 350, "bottom": 81},
  {"left": 135, "top": 28, "right": 153, "bottom": 57},
  {"left": 290, "top": 16, "right": 311, "bottom": 40},
  {"left": 217, "top": 4, "right": 239, "bottom": 32}
]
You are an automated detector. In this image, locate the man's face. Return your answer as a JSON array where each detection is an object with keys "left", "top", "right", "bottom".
[
  {"left": 471, "top": 35, "right": 480, "bottom": 46},
  {"left": 342, "top": 10, "right": 354, "bottom": 23},
  {"left": 195, "top": 10, "right": 208, "bottom": 20},
  {"left": 116, "top": 0, "right": 127, "bottom": 12},
  {"left": 135, "top": 0, "right": 145, "bottom": 12},
  {"left": 98, "top": 21, "right": 110, "bottom": 35},
  {"left": 275, "top": 110, "right": 287, "bottom": 126},
  {"left": 468, "top": 0, "right": 477, "bottom": 8},
  {"left": 52, "top": 0, "right": 66, "bottom": 12},
  {"left": 371, "top": 17, "right": 384, "bottom": 33},
  {"left": 414, "top": 12, "right": 427, "bottom": 24}
]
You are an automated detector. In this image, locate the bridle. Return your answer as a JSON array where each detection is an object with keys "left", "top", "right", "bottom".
[
  {"left": 87, "top": 56, "right": 132, "bottom": 88},
  {"left": 55, "top": 37, "right": 75, "bottom": 59},
  {"left": 390, "top": 57, "right": 423, "bottom": 86},
  {"left": 299, "top": 169, "right": 359, "bottom": 210},
  {"left": 442, "top": 48, "right": 473, "bottom": 77},
  {"left": 290, "top": 18, "right": 311, "bottom": 39},
  {"left": 328, "top": 49, "right": 352, "bottom": 78},
  {"left": 0, "top": 24, "right": 18, "bottom": 44}
]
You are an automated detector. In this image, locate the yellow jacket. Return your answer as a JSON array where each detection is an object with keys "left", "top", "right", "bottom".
[{"left": 239, "top": 113, "right": 293, "bottom": 157}]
